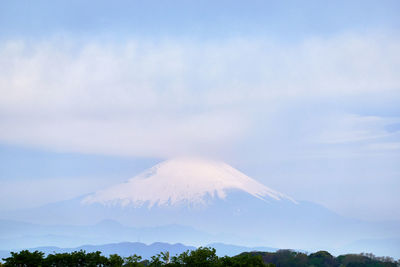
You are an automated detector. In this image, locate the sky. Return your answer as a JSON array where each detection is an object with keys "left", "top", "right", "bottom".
[{"left": 0, "top": 0, "right": 399, "bottom": 222}]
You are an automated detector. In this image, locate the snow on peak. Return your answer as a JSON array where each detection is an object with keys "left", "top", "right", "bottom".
[{"left": 83, "top": 158, "right": 294, "bottom": 207}]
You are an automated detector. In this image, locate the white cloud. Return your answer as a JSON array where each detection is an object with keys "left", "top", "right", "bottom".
[
  {"left": 0, "top": 33, "right": 399, "bottom": 157},
  {"left": 316, "top": 115, "right": 400, "bottom": 144}
]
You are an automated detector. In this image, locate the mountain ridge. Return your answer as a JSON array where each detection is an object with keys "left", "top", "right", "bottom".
[
  {"left": 83, "top": 158, "right": 295, "bottom": 208},
  {"left": 1, "top": 159, "right": 399, "bottom": 257}
]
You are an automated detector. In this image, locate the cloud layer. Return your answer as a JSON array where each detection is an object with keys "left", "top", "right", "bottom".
[{"left": 1, "top": 33, "right": 399, "bottom": 158}]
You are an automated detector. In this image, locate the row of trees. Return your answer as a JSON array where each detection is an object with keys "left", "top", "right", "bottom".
[
  {"left": 246, "top": 250, "right": 399, "bottom": 267},
  {"left": 1, "top": 247, "right": 399, "bottom": 267},
  {"left": 1, "top": 247, "right": 268, "bottom": 267}
]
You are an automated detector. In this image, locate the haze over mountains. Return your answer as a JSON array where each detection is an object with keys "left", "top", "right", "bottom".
[{"left": 2, "top": 158, "right": 399, "bottom": 258}]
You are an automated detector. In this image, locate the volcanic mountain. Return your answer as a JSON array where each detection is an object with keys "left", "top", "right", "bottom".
[
  {"left": 3, "top": 158, "right": 399, "bottom": 253},
  {"left": 83, "top": 158, "right": 295, "bottom": 208}
]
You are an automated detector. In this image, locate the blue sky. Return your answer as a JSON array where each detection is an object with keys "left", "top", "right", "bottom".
[
  {"left": 0, "top": 0, "right": 399, "bottom": 221},
  {"left": 1, "top": 0, "right": 400, "bottom": 39}
]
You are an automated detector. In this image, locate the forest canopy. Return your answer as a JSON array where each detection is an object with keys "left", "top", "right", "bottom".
[{"left": 1, "top": 247, "right": 399, "bottom": 267}]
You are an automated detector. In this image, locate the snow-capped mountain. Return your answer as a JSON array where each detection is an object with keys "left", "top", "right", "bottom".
[
  {"left": 83, "top": 158, "right": 295, "bottom": 208},
  {"left": 2, "top": 158, "right": 399, "bottom": 255}
]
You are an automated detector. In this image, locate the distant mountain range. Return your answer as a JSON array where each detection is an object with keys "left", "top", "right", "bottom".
[
  {"left": 0, "top": 219, "right": 215, "bottom": 250},
  {"left": 1, "top": 158, "right": 399, "bottom": 258}
]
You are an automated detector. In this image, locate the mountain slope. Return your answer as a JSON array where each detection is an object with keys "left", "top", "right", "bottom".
[
  {"left": 83, "top": 158, "right": 294, "bottom": 207},
  {"left": 0, "top": 219, "right": 214, "bottom": 250},
  {"left": 1, "top": 158, "right": 399, "bottom": 256}
]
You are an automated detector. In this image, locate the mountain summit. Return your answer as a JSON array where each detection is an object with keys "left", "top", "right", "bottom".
[
  {"left": 83, "top": 158, "right": 293, "bottom": 207},
  {"left": 3, "top": 158, "right": 400, "bottom": 254}
]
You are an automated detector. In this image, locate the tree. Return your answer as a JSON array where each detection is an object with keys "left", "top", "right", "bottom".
[
  {"left": 178, "top": 247, "right": 219, "bottom": 267},
  {"left": 109, "top": 254, "right": 124, "bottom": 267},
  {"left": 160, "top": 251, "right": 170, "bottom": 264},
  {"left": 43, "top": 252, "right": 72, "bottom": 266},
  {"left": 3, "top": 250, "right": 44, "bottom": 267},
  {"left": 229, "top": 253, "right": 267, "bottom": 266},
  {"left": 85, "top": 251, "right": 109, "bottom": 266},
  {"left": 308, "top": 251, "right": 336, "bottom": 267},
  {"left": 149, "top": 254, "right": 162, "bottom": 267},
  {"left": 124, "top": 254, "right": 143, "bottom": 267}
]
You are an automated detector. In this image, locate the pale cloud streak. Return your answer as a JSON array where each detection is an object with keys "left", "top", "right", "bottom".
[{"left": 316, "top": 115, "right": 400, "bottom": 144}]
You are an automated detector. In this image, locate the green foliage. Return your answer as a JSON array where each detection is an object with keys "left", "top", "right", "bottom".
[
  {"left": 43, "top": 250, "right": 108, "bottom": 267},
  {"left": 245, "top": 250, "right": 398, "bottom": 267},
  {"left": 220, "top": 253, "right": 267, "bottom": 267},
  {"left": 169, "top": 247, "right": 219, "bottom": 267},
  {"left": 249, "top": 249, "right": 308, "bottom": 267},
  {"left": 124, "top": 254, "right": 143, "bottom": 267},
  {"left": 160, "top": 252, "right": 170, "bottom": 265},
  {"left": 109, "top": 254, "right": 124, "bottom": 267},
  {"left": 308, "top": 250, "right": 336, "bottom": 267},
  {"left": 336, "top": 253, "right": 397, "bottom": 267},
  {"left": 148, "top": 251, "right": 173, "bottom": 266},
  {"left": 1, "top": 247, "right": 398, "bottom": 267},
  {"left": 3, "top": 250, "right": 44, "bottom": 267},
  {"left": 184, "top": 247, "right": 219, "bottom": 267},
  {"left": 149, "top": 254, "right": 162, "bottom": 267}
]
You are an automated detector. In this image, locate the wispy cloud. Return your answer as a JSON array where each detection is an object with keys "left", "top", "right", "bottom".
[{"left": 316, "top": 115, "right": 400, "bottom": 144}]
